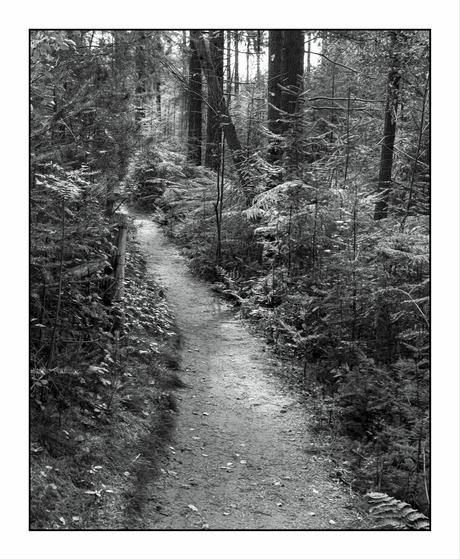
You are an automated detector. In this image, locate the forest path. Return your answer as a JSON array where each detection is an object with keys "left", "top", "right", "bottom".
[{"left": 132, "top": 213, "right": 369, "bottom": 530}]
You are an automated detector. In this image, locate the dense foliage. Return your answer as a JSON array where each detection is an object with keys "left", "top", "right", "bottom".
[
  {"left": 30, "top": 29, "right": 430, "bottom": 524},
  {"left": 29, "top": 31, "right": 186, "bottom": 529}
]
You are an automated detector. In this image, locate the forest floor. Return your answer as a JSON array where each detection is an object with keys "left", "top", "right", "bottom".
[{"left": 129, "top": 211, "right": 373, "bottom": 530}]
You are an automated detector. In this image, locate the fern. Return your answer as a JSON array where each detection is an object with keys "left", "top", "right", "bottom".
[
  {"left": 214, "top": 266, "right": 244, "bottom": 302},
  {"left": 243, "top": 180, "right": 317, "bottom": 220},
  {"left": 366, "top": 492, "right": 430, "bottom": 530}
]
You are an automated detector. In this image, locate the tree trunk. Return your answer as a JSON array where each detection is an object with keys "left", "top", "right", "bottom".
[
  {"left": 113, "top": 225, "right": 127, "bottom": 301},
  {"left": 187, "top": 30, "right": 203, "bottom": 165},
  {"left": 234, "top": 31, "right": 239, "bottom": 94},
  {"left": 153, "top": 33, "right": 163, "bottom": 120},
  {"left": 195, "top": 33, "right": 250, "bottom": 196},
  {"left": 226, "top": 31, "right": 231, "bottom": 102},
  {"left": 246, "top": 33, "right": 251, "bottom": 85},
  {"left": 135, "top": 31, "right": 147, "bottom": 121},
  {"left": 181, "top": 30, "right": 188, "bottom": 140},
  {"left": 374, "top": 31, "right": 401, "bottom": 220},
  {"left": 268, "top": 30, "right": 284, "bottom": 138},
  {"left": 267, "top": 30, "right": 284, "bottom": 163},
  {"left": 268, "top": 30, "right": 304, "bottom": 164},
  {"left": 256, "top": 31, "right": 261, "bottom": 83},
  {"left": 280, "top": 30, "right": 304, "bottom": 120},
  {"left": 306, "top": 32, "right": 311, "bottom": 87},
  {"left": 281, "top": 30, "right": 304, "bottom": 172},
  {"left": 205, "top": 30, "right": 224, "bottom": 171}
]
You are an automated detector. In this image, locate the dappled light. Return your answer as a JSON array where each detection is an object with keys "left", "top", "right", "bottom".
[{"left": 30, "top": 29, "right": 430, "bottom": 533}]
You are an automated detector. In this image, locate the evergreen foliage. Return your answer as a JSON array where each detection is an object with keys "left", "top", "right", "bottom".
[
  {"left": 134, "top": 29, "right": 430, "bottom": 517},
  {"left": 29, "top": 31, "right": 185, "bottom": 528},
  {"left": 30, "top": 29, "right": 431, "bottom": 525},
  {"left": 366, "top": 492, "right": 430, "bottom": 530}
]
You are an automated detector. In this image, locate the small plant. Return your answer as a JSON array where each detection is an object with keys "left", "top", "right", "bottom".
[{"left": 366, "top": 492, "right": 430, "bottom": 530}]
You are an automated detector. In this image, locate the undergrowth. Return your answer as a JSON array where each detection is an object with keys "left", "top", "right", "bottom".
[
  {"left": 126, "top": 142, "right": 430, "bottom": 524},
  {"left": 30, "top": 203, "right": 185, "bottom": 529}
]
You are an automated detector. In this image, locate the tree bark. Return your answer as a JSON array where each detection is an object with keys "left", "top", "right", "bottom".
[
  {"left": 268, "top": 30, "right": 284, "bottom": 138},
  {"left": 306, "top": 32, "right": 311, "bottom": 87},
  {"left": 187, "top": 30, "right": 203, "bottom": 165},
  {"left": 268, "top": 30, "right": 304, "bottom": 164},
  {"left": 374, "top": 31, "right": 401, "bottom": 220},
  {"left": 256, "top": 31, "right": 261, "bottom": 83},
  {"left": 234, "top": 31, "right": 239, "bottom": 94},
  {"left": 205, "top": 30, "right": 224, "bottom": 171},
  {"left": 113, "top": 225, "right": 127, "bottom": 301},
  {"left": 226, "top": 31, "right": 231, "bottom": 102},
  {"left": 134, "top": 31, "right": 147, "bottom": 121},
  {"left": 195, "top": 33, "right": 250, "bottom": 195},
  {"left": 280, "top": 30, "right": 304, "bottom": 120}
]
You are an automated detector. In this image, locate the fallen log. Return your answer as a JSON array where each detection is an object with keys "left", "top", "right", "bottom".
[{"left": 66, "top": 259, "right": 111, "bottom": 279}]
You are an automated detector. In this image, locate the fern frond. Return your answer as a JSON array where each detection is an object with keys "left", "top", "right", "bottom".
[
  {"left": 366, "top": 492, "right": 430, "bottom": 530},
  {"left": 243, "top": 181, "right": 316, "bottom": 220},
  {"left": 214, "top": 266, "right": 244, "bottom": 302}
]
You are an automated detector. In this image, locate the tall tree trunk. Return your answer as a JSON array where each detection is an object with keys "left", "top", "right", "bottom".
[
  {"left": 268, "top": 30, "right": 304, "bottom": 164},
  {"left": 205, "top": 30, "right": 224, "bottom": 171},
  {"left": 113, "top": 225, "right": 127, "bottom": 301},
  {"left": 374, "top": 31, "right": 401, "bottom": 220},
  {"left": 281, "top": 30, "right": 304, "bottom": 172},
  {"left": 268, "top": 30, "right": 284, "bottom": 136},
  {"left": 134, "top": 31, "right": 147, "bottom": 121},
  {"left": 246, "top": 33, "right": 251, "bottom": 85},
  {"left": 280, "top": 30, "right": 304, "bottom": 120},
  {"left": 195, "top": 33, "right": 250, "bottom": 197},
  {"left": 153, "top": 33, "right": 163, "bottom": 121},
  {"left": 234, "top": 31, "right": 239, "bottom": 94},
  {"left": 330, "top": 63, "right": 336, "bottom": 142},
  {"left": 306, "top": 32, "right": 312, "bottom": 88},
  {"left": 226, "top": 31, "right": 232, "bottom": 102},
  {"left": 267, "top": 30, "right": 284, "bottom": 163},
  {"left": 187, "top": 30, "right": 203, "bottom": 165},
  {"left": 112, "top": 32, "right": 126, "bottom": 91},
  {"left": 256, "top": 31, "right": 261, "bottom": 83},
  {"left": 180, "top": 30, "right": 188, "bottom": 140}
]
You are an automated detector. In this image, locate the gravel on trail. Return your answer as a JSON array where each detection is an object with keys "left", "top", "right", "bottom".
[{"left": 133, "top": 214, "right": 371, "bottom": 530}]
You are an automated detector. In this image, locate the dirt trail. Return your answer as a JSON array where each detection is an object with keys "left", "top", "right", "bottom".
[{"left": 133, "top": 214, "right": 369, "bottom": 530}]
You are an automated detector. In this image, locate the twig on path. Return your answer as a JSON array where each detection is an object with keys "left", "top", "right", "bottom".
[{"left": 127, "top": 453, "right": 141, "bottom": 468}]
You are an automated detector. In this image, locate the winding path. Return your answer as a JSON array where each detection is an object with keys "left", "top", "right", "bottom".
[{"left": 134, "top": 214, "right": 369, "bottom": 530}]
